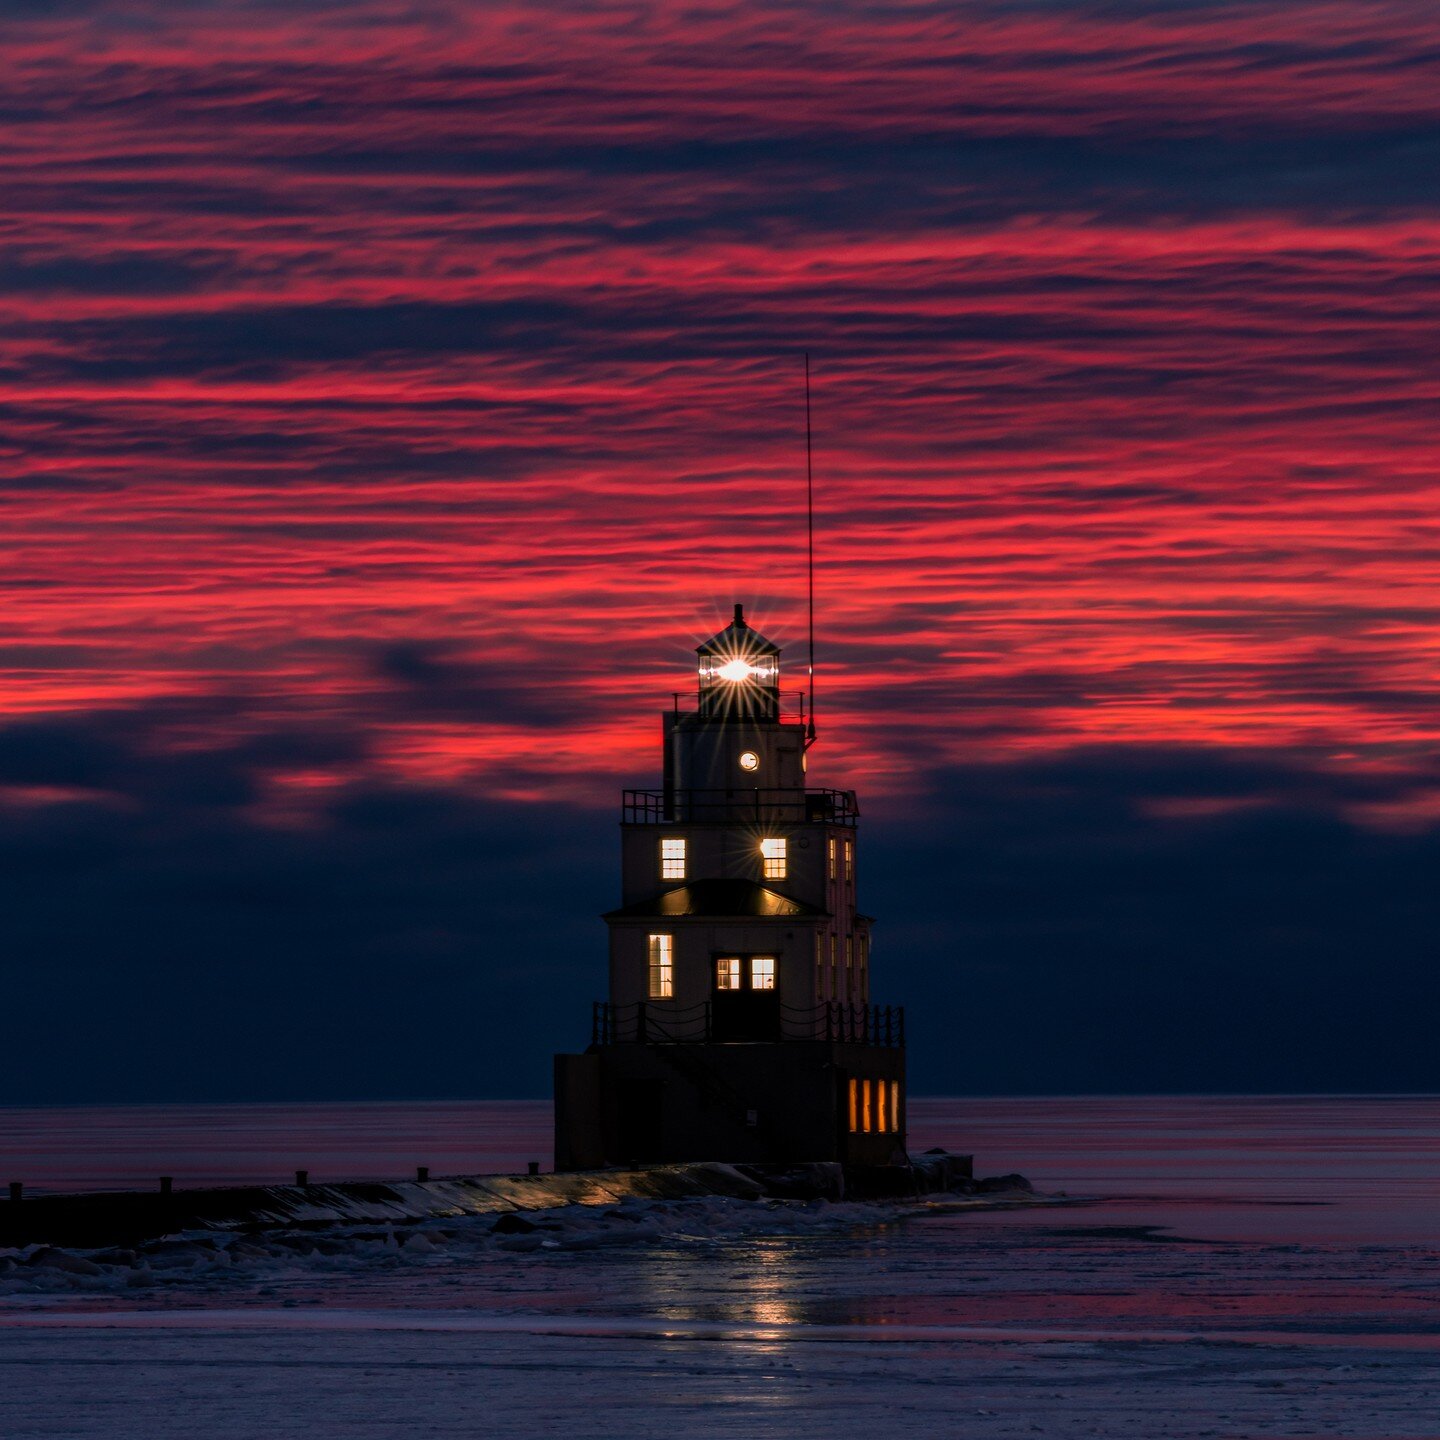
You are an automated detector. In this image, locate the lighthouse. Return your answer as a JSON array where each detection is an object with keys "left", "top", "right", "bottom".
[{"left": 553, "top": 604, "right": 907, "bottom": 1171}]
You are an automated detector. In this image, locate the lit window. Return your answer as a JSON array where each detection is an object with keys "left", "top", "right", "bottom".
[
  {"left": 876, "top": 1080, "right": 888, "bottom": 1133},
  {"left": 750, "top": 956, "right": 775, "bottom": 990},
  {"left": 648, "top": 933, "right": 673, "bottom": 998},
  {"left": 890, "top": 1081, "right": 900, "bottom": 1134},
  {"left": 848, "top": 1078, "right": 858, "bottom": 1132},
  {"left": 861, "top": 1079, "right": 873, "bottom": 1133},
  {"left": 760, "top": 836, "right": 787, "bottom": 879},
  {"left": 660, "top": 836, "right": 686, "bottom": 880},
  {"left": 829, "top": 933, "right": 837, "bottom": 991},
  {"left": 844, "top": 838, "right": 854, "bottom": 883},
  {"left": 739, "top": 750, "right": 759, "bottom": 772},
  {"left": 846, "top": 935, "right": 854, "bottom": 1000},
  {"left": 715, "top": 956, "right": 741, "bottom": 991},
  {"left": 814, "top": 934, "right": 824, "bottom": 996},
  {"left": 827, "top": 837, "right": 836, "bottom": 881}
]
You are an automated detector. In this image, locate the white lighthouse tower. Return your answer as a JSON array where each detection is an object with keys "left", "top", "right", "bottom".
[{"left": 554, "top": 604, "right": 906, "bottom": 1170}]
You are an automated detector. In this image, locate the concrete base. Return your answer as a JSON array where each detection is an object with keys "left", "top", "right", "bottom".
[{"left": 554, "top": 1040, "right": 907, "bottom": 1171}]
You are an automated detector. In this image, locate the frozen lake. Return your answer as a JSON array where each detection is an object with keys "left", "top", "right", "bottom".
[{"left": 3, "top": 1095, "right": 1439, "bottom": 1437}]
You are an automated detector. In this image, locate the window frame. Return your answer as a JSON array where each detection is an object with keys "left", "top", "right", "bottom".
[
  {"left": 760, "top": 836, "right": 787, "bottom": 880},
  {"left": 647, "top": 933, "right": 674, "bottom": 999},
  {"left": 659, "top": 835, "right": 686, "bottom": 881}
]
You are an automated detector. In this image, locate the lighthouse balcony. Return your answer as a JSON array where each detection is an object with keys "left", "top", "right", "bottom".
[
  {"left": 591, "top": 998, "right": 904, "bottom": 1047},
  {"left": 622, "top": 787, "right": 859, "bottom": 826}
]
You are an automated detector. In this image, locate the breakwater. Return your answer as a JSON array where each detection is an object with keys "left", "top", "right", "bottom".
[{"left": 2, "top": 1154, "right": 982, "bottom": 1249}]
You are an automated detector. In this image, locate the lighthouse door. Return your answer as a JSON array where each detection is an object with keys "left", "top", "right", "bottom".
[{"left": 711, "top": 955, "right": 781, "bottom": 1041}]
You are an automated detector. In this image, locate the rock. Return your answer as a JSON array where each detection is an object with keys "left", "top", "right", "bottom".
[
  {"left": 908, "top": 1150, "right": 975, "bottom": 1194},
  {"left": 91, "top": 1248, "right": 137, "bottom": 1268},
  {"left": 24, "top": 1248, "right": 102, "bottom": 1276},
  {"left": 495, "top": 1233, "right": 544, "bottom": 1252},
  {"left": 140, "top": 1240, "right": 212, "bottom": 1268},
  {"left": 492, "top": 1212, "right": 537, "bottom": 1234},
  {"left": 736, "top": 1163, "right": 846, "bottom": 1201},
  {"left": 974, "top": 1173, "right": 1033, "bottom": 1194}
]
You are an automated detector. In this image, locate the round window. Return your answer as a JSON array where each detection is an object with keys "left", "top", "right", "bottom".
[{"left": 739, "top": 751, "right": 760, "bottom": 772}]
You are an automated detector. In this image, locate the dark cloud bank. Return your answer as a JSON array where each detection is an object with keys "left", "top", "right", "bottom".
[{"left": 2, "top": 709, "right": 1437, "bottom": 1103}]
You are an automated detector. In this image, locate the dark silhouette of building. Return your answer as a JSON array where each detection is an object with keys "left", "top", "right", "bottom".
[{"left": 554, "top": 605, "right": 907, "bottom": 1169}]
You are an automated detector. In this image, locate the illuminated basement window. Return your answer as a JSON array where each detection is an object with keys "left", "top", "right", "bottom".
[
  {"left": 715, "top": 956, "right": 742, "bottom": 991},
  {"left": 760, "top": 836, "right": 787, "bottom": 879},
  {"left": 750, "top": 956, "right": 775, "bottom": 991},
  {"left": 647, "top": 933, "right": 673, "bottom": 998},
  {"left": 659, "top": 836, "right": 686, "bottom": 881}
]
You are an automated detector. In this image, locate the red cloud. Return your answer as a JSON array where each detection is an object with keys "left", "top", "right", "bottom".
[{"left": 1, "top": 0, "right": 1437, "bottom": 801}]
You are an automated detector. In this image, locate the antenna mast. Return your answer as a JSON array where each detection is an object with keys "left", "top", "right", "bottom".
[{"left": 805, "top": 353, "right": 817, "bottom": 747}]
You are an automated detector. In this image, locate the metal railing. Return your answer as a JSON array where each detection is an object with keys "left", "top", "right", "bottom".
[
  {"left": 670, "top": 691, "right": 811, "bottom": 725},
  {"left": 591, "top": 999, "right": 904, "bottom": 1046},
  {"left": 622, "top": 788, "right": 859, "bottom": 826}
]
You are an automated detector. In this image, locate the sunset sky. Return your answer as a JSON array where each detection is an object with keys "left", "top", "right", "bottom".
[{"left": 3, "top": 0, "right": 1438, "bottom": 1102}]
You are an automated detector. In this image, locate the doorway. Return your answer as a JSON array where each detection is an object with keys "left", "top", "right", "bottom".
[{"left": 711, "top": 954, "right": 780, "bottom": 1041}]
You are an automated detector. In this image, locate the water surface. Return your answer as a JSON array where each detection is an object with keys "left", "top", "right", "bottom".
[{"left": 3, "top": 1095, "right": 1439, "bottom": 1438}]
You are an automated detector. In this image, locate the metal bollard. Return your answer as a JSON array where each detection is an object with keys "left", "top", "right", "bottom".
[
  {"left": 527, "top": 1161, "right": 540, "bottom": 1176},
  {"left": 295, "top": 1169, "right": 308, "bottom": 1187},
  {"left": 416, "top": 1166, "right": 429, "bottom": 1182},
  {"left": 159, "top": 1176, "right": 173, "bottom": 1196},
  {"left": 8, "top": 1181, "right": 21, "bottom": 1203}
]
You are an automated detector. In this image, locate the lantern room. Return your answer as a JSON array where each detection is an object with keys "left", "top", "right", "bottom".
[{"left": 696, "top": 604, "right": 780, "bottom": 720}]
